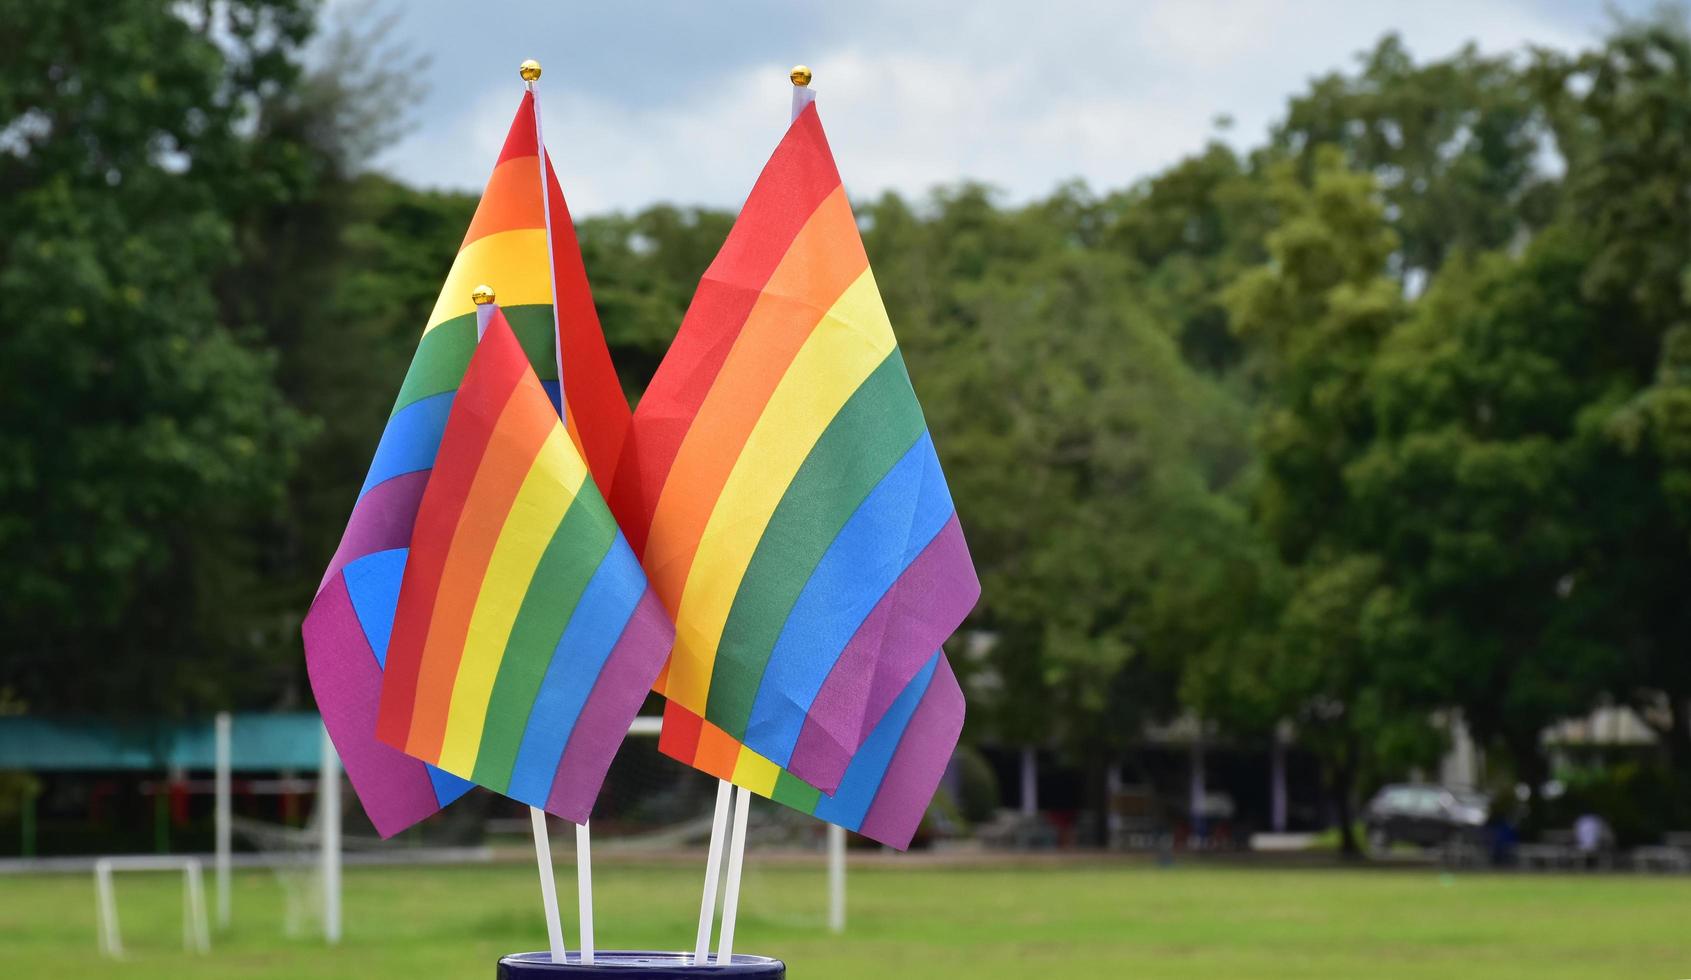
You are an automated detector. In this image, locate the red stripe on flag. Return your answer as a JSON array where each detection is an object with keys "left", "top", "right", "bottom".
[
  {"left": 657, "top": 699, "right": 704, "bottom": 765},
  {"left": 496, "top": 92, "right": 539, "bottom": 164},
  {"left": 545, "top": 155, "right": 631, "bottom": 490},
  {"left": 607, "top": 105, "right": 842, "bottom": 555}
]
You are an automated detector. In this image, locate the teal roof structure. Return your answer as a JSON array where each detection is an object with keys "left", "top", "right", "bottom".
[{"left": 0, "top": 713, "right": 326, "bottom": 771}]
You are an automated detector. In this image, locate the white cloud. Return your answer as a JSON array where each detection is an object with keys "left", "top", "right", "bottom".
[{"left": 364, "top": 0, "right": 1632, "bottom": 214}]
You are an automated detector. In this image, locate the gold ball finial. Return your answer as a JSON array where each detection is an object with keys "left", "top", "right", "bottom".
[
  {"left": 790, "top": 65, "right": 812, "bottom": 87},
  {"left": 471, "top": 284, "right": 496, "bottom": 305},
  {"left": 519, "top": 59, "right": 542, "bottom": 82}
]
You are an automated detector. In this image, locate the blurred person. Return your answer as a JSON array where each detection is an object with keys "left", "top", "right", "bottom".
[{"left": 1574, "top": 812, "right": 1613, "bottom": 869}]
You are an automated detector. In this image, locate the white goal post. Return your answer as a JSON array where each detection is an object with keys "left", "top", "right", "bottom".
[
  {"left": 94, "top": 855, "right": 211, "bottom": 958},
  {"left": 201, "top": 711, "right": 847, "bottom": 948}
]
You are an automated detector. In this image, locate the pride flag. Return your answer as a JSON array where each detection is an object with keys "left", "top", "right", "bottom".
[
  {"left": 303, "top": 91, "right": 627, "bottom": 836},
  {"left": 608, "top": 101, "right": 979, "bottom": 796},
  {"left": 660, "top": 650, "right": 964, "bottom": 849},
  {"left": 375, "top": 309, "right": 671, "bottom": 821}
]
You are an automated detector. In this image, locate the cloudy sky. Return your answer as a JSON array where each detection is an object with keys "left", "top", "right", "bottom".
[{"left": 336, "top": 0, "right": 1653, "bottom": 216}]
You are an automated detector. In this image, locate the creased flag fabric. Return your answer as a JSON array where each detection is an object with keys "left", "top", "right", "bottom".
[
  {"left": 375, "top": 309, "right": 672, "bottom": 822},
  {"left": 659, "top": 650, "right": 964, "bottom": 850},
  {"left": 303, "top": 91, "right": 628, "bottom": 837},
  {"left": 607, "top": 102, "right": 979, "bottom": 796}
]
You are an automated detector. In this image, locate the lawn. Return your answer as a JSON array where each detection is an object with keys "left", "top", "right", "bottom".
[{"left": 2, "top": 858, "right": 1688, "bottom": 978}]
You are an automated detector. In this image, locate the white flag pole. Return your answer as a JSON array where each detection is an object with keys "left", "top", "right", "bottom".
[
  {"left": 529, "top": 807, "right": 568, "bottom": 963},
  {"left": 826, "top": 822, "right": 846, "bottom": 934},
  {"left": 523, "top": 59, "right": 569, "bottom": 424},
  {"left": 702, "top": 66, "right": 816, "bottom": 967},
  {"left": 520, "top": 58, "right": 585, "bottom": 966},
  {"left": 715, "top": 785, "right": 753, "bottom": 965},
  {"left": 790, "top": 64, "right": 816, "bottom": 122},
  {"left": 477, "top": 283, "right": 567, "bottom": 965},
  {"left": 575, "top": 821, "right": 595, "bottom": 964},
  {"left": 693, "top": 780, "right": 734, "bottom": 964}
]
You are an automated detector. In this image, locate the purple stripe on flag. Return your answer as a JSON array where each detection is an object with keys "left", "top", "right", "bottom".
[
  {"left": 303, "top": 573, "right": 447, "bottom": 837},
  {"left": 856, "top": 655, "right": 965, "bottom": 849},
  {"left": 543, "top": 588, "right": 675, "bottom": 822},
  {"left": 786, "top": 515, "right": 978, "bottom": 792},
  {"left": 315, "top": 470, "right": 432, "bottom": 594}
]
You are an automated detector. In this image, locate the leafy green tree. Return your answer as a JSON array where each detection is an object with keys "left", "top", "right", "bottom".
[
  {"left": 1100, "top": 142, "right": 1274, "bottom": 375},
  {"left": 578, "top": 204, "right": 737, "bottom": 388},
  {"left": 1222, "top": 150, "right": 1439, "bottom": 854},
  {"left": 0, "top": 0, "right": 315, "bottom": 714},
  {"left": 1275, "top": 34, "right": 1557, "bottom": 281},
  {"left": 858, "top": 182, "right": 1268, "bottom": 841},
  {"left": 1530, "top": 13, "right": 1691, "bottom": 771},
  {"left": 1354, "top": 231, "right": 1619, "bottom": 797}
]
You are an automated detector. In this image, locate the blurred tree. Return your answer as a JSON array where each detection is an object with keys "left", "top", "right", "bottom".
[
  {"left": 859, "top": 182, "right": 1268, "bottom": 842},
  {"left": 1222, "top": 150, "right": 1439, "bottom": 855},
  {"left": 1532, "top": 13, "right": 1691, "bottom": 773},
  {"left": 1100, "top": 143, "right": 1274, "bottom": 376},
  {"left": 578, "top": 204, "right": 736, "bottom": 388},
  {"left": 0, "top": 0, "right": 315, "bottom": 714},
  {"left": 209, "top": 2, "right": 448, "bottom": 708},
  {"left": 1355, "top": 231, "right": 1620, "bottom": 800},
  {"left": 1274, "top": 34, "right": 1558, "bottom": 283}
]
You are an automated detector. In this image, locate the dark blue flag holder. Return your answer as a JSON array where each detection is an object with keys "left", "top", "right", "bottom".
[{"left": 497, "top": 951, "right": 785, "bottom": 978}]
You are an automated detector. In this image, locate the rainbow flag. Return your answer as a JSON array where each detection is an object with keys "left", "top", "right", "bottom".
[
  {"left": 660, "top": 650, "right": 963, "bottom": 849},
  {"left": 607, "top": 101, "right": 979, "bottom": 798},
  {"left": 303, "top": 91, "right": 628, "bottom": 836},
  {"left": 375, "top": 308, "right": 672, "bottom": 820}
]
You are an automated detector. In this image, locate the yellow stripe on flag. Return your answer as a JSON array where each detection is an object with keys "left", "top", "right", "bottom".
[
  {"left": 424, "top": 229, "right": 554, "bottom": 333},
  {"left": 731, "top": 745, "right": 782, "bottom": 798},
  {"left": 436, "top": 424, "right": 588, "bottom": 773},
  {"left": 663, "top": 269, "right": 897, "bottom": 712}
]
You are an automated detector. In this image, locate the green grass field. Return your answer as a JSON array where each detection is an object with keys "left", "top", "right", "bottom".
[{"left": 3, "top": 859, "right": 1688, "bottom": 978}]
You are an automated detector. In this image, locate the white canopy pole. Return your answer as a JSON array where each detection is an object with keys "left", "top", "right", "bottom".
[
  {"left": 319, "top": 726, "right": 342, "bottom": 946},
  {"left": 214, "top": 711, "right": 231, "bottom": 929}
]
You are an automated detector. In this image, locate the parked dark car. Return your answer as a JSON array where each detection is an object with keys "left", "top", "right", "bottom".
[{"left": 1364, "top": 784, "right": 1489, "bottom": 852}]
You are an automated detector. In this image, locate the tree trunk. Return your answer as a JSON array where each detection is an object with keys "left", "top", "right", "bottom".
[
  {"left": 1660, "top": 687, "right": 1691, "bottom": 779},
  {"left": 1331, "top": 741, "right": 1362, "bottom": 860},
  {"left": 1084, "top": 747, "right": 1110, "bottom": 849},
  {"left": 1504, "top": 728, "right": 1549, "bottom": 835}
]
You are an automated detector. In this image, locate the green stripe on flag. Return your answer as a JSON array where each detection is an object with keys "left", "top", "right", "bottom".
[
  {"left": 705, "top": 350, "right": 927, "bottom": 739},
  {"left": 471, "top": 481, "right": 619, "bottom": 791},
  {"left": 391, "top": 305, "right": 558, "bottom": 415},
  {"left": 772, "top": 768, "right": 824, "bottom": 813}
]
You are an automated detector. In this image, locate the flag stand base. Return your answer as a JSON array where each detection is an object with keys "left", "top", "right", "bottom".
[{"left": 497, "top": 951, "right": 785, "bottom": 977}]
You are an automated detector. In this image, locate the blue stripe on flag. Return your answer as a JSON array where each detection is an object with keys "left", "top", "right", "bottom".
[
  {"left": 744, "top": 433, "right": 955, "bottom": 762},
  {"left": 428, "top": 766, "right": 473, "bottom": 808},
  {"left": 358, "top": 391, "right": 454, "bottom": 497},
  {"left": 342, "top": 548, "right": 408, "bottom": 669},
  {"left": 505, "top": 532, "right": 647, "bottom": 807}
]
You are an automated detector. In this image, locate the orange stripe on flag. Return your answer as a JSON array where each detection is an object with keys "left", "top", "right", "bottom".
[
  {"left": 641, "top": 187, "right": 867, "bottom": 620},
  {"left": 461, "top": 156, "right": 545, "bottom": 249},
  {"left": 694, "top": 720, "right": 743, "bottom": 781}
]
